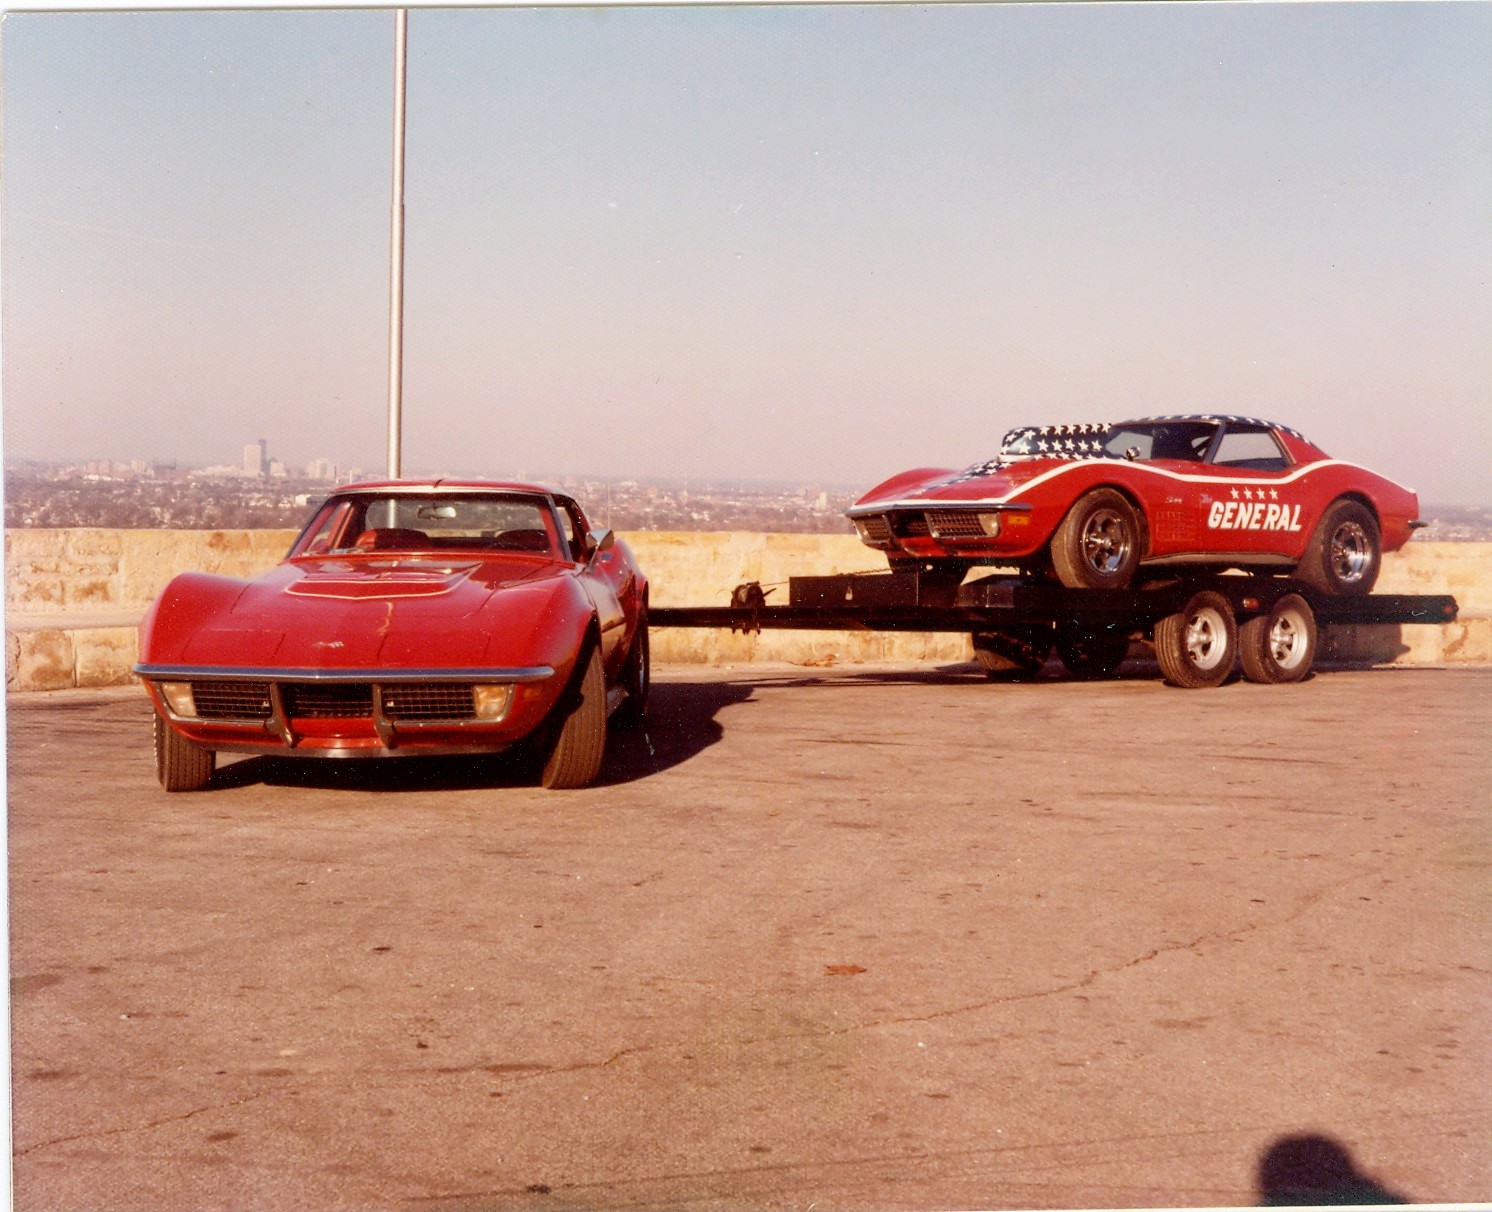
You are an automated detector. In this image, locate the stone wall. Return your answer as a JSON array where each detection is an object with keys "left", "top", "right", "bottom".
[{"left": 5, "top": 528, "right": 1490, "bottom": 691}]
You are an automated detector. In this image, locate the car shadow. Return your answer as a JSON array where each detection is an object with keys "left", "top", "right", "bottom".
[
  {"left": 210, "top": 678, "right": 755, "bottom": 793},
  {"left": 592, "top": 678, "right": 753, "bottom": 787},
  {"left": 1256, "top": 1132, "right": 1409, "bottom": 1205}
]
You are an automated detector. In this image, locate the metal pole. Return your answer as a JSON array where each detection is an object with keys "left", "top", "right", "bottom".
[{"left": 386, "top": 8, "right": 408, "bottom": 479}]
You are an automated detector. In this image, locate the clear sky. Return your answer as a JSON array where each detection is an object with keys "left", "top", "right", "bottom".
[{"left": 2, "top": 3, "right": 1489, "bottom": 503}]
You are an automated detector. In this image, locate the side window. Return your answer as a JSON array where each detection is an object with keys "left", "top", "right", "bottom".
[
  {"left": 291, "top": 501, "right": 353, "bottom": 557},
  {"left": 1212, "top": 428, "right": 1289, "bottom": 471},
  {"left": 555, "top": 497, "right": 589, "bottom": 561}
]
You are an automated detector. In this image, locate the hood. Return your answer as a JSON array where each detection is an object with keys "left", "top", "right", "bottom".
[
  {"left": 235, "top": 554, "right": 552, "bottom": 610},
  {"left": 853, "top": 457, "right": 1068, "bottom": 510},
  {"left": 173, "top": 554, "right": 569, "bottom": 669}
]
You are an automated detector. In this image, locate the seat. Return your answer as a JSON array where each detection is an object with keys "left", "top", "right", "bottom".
[
  {"left": 492, "top": 529, "right": 552, "bottom": 553},
  {"left": 352, "top": 527, "right": 430, "bottom": 550}
]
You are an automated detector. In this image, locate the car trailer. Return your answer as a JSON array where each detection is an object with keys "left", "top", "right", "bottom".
[{"left": 651, "top": 569, "right": 1459, "bottom": 689}]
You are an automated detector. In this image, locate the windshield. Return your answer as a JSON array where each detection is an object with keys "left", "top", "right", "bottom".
[
  {"left": 1101, "top": 420, "right": 1219, "bottom": 462},
  {"left": 291, "top": 493, "right": 560, "bottom": 557}
]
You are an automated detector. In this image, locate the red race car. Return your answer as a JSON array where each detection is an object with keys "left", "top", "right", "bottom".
[
  {"left": 846, "top": 415, "right": 1422, "bottom": 595},
  {"left": 136, "top": 480, "right": 649, "bottom": 792}
]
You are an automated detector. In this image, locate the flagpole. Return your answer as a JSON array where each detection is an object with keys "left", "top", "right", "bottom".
[{"left": 386, "top": 8, "right": 408, "bottom": 479}]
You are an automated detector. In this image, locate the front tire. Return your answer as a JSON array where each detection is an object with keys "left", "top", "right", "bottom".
[
  {"left": 1296, "top": 499, "right": 1381, "bottom": 597},
  {"left": 154, "top": 714, "right": 215, "bottom": 792},
  {"left": 1051, "top": 489, "right": 1142, "bottom": 590},
  {"left": 1239, "top": 593, "right": 1316, "bottom": 684},
  {"left": 540, "top": 647, "right": 608, "bottom": 790},
  {"left": 1154, "top": 590, "right": 1237, "bottom": 689}
]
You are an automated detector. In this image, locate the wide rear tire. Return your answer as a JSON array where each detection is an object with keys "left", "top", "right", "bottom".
[
  {"left": 1154, "top": 590, "right": 1237, "bottom": 689},
  {"left": 540, "top": 647, "right": 608, "bottom": 790},
  {"left": 154, "top": 714, "right": 215, "bottom": 792},
  {"left": 1051, "top": 489, "right": 1142, "bottom": 590},
  {"left": 1295, "top": 499, "right": 1380, "bottom": 597},
  {"left": 1239, "top": 593, "right": 1316, "bottom": 684}
]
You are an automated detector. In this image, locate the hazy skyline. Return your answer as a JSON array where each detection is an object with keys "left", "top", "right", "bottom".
[{"left": 3, "top": 4, "right": 1489, "bottom": 503}]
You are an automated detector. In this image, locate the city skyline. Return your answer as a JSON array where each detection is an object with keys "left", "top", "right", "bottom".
[{"left": 3, "top": 5, "right": 1489, "bottom": 504}]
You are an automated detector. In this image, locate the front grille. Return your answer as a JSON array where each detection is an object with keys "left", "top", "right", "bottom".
[
  {"left": 283, "top": 683, "right": 374, "bottom": 718},
  {"left": 926, "top": 510, "right": 988, "bottom": 540},
  {"left": 192, "top": 681, "right": 272, "bottom": 720},
  {"left": 896, "top": 514, "right": 931, "bottom": 538},
  {"left": 176, "top": 679, "right": 483, "bottom": 724},
  {"left": 382, "top": 683, "right": 476, "bottom": 721}
]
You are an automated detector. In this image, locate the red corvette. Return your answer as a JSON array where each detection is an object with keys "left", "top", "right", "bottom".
[
  {"left": 846, "top": 416, "right": 1422, "bottom": 595},
  {"left": 136, "top": 480, "right": 649, "bottom": 792}
]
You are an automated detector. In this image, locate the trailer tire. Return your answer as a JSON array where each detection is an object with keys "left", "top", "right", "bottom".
[
  {"left": 1154, "top": 590, "right": 1237, "bottom": 688},
  {"left": 1239, "top": 593, "right": 1316, "bottom": 684},
  {"left": 1051, "top": 489, "right": 1142, "bottom": 590},
  {"left": 1055, "top": 624, "right": 1131, "bottom": 680},
  {"left": 972, "top": 628, "right": 1050, "bottom": 681}
]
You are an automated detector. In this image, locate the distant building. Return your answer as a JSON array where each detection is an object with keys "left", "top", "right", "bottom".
[{"left": 243, "top": 439, "right": 267, "bottom": 478}]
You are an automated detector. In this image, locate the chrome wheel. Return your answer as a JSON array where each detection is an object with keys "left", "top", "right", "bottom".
[
  {"left": 1265, "top": 610, "right": 1310, "bottom": 671},
  {"left": 1240, "top": 593, "right": 1317, "bottom": 684},
  {"left": 1080, "top": 508, "right": 1133, "bottom": 577},
  {"left": 1154, "top": 589, "right": 1238, "bottom": 688},
  {"left": 1328, "top": 520, "right": 1373, "bottom": 586},
  {"left": 1183, "top": 606, "right": 1230, "bottom": 673},
  {"left": 1298, "top": 499, "right": 1380, "bottom": 597}
]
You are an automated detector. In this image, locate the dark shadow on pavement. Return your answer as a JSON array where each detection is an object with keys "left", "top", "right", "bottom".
[
  {"left": 592, "top": 677, "right": 752, "bottom": 787},
  {"left": 1258, "top": 1133, "right": 1409, "bottom": 1206}
]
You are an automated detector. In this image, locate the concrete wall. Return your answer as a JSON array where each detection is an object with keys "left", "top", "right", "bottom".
[{"left": 6, "top": 528, "right": 1490, "bottom": 692}]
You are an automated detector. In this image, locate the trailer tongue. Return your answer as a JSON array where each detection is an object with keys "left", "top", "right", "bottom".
[{"left": 651, "top": 571, "right": 1458, "bottom": 689}]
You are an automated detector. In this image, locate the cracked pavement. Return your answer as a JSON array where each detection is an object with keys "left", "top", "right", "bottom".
[{"left": 8, "top": 662, "right": 1491, "bottom": 1209}]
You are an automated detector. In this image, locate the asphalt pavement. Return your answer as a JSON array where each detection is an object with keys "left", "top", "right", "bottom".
[{"left": 7, "top": 660, "right": 1490, "bottom": 1210}]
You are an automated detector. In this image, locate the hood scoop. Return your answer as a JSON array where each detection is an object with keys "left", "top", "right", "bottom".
[{"left": 287, "top": 559, "right": 480, "bottom": 600}]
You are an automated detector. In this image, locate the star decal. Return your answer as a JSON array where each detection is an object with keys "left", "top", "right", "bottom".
[{"left": 1230, "top": 488, "right": 1240, "bottom": 500}]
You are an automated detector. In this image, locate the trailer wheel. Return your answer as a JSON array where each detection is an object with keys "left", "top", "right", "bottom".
[
  {"left": 1051, "top": 489, "right": 1142, "bottom": 590},
  {"left": 1239, "top": 593, "right": 1316, "bottom": 684},
  {"left": 1154, "top": 590, "right": 1237, "bottom": 688},
  {"left": 972, "top": 628, "right": 1050, "bottom": 680},
  {"left": 155, "top": 714, "right": 215, "bottom": 792},
  {"left": 1055, "top": 624, "right": 1131, "bottom": 680}
]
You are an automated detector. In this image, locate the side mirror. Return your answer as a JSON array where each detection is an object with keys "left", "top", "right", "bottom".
[{"left": 583, "top": 528, "right": 616, "bottom": 562}]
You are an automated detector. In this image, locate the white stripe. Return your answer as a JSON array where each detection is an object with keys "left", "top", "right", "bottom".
[{"left": 851, "top": 459, "right": 1407, "bottom": 511}]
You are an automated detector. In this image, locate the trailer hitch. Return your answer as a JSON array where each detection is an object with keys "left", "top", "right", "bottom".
[{"left": 728, "top": 581, "right": 774, "bottom": 633}]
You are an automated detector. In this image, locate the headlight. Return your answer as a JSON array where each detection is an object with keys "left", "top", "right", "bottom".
[
  {"left": 472, "top": 684, "right": 514, "bottom": 721},
  {"left": 159, "top": 681, "right": 198, "bottom": 718}
]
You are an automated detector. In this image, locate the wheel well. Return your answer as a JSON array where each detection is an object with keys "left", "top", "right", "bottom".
[
  {"left": 1047, "top": 484, "right": 1151, "bottom": 556},
  {"left": 1336, "top": 491, "right": 1381, "bottom": 528}
]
